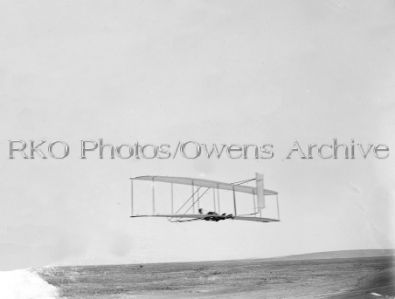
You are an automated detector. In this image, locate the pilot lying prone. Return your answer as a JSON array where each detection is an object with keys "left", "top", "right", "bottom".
[{"left": 198, "top": 208, "right": 234, "bottom": 222}]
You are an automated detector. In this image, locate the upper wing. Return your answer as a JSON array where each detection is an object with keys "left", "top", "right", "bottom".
[{"left": 131, "top": 175, "right": 277, "bottom": 195}]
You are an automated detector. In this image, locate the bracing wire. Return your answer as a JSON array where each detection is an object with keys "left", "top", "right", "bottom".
[
  {"left": 167, "top": 177, "right": 258, "bottom": 219},
  {"left": 181, "top": 177, "right": 256, "bottom": 215},
  {"left": 182, "top": 187, "right": 211, "bottom": 214},
  {"left": 174, "top": 186, "right": 202, "bottom": 214},
  {"left": 232, "top": 178, "right": 255, "bottom": 185}
]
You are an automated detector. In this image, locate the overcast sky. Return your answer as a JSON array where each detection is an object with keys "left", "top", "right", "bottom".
[{"left": 0, "top": 0, "right": 394, "bottom": 270}]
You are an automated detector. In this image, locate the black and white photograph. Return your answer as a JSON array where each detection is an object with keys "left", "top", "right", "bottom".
[{"left": 0, "top": 1, "right": 394, "bottom": 298}]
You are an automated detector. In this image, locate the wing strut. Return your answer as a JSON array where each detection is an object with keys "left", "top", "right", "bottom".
[
  {"left": 170, "top": 183, "right": 174, "bottom": 214},
  {"left": 276, "top": 194, "right": 280, "bottom": 220},
  {"left": 212, "top": 188, "right": 216, "bottom": 212},
  {"left": 216, "top": 185, "right": 221, "bottom": 214},
  {"left": 151, "top": 177, "right": 156, "bottom": 214},
  {"left": 130, "top": 178, "right": 134, "bottom": 216},
  {"left": 232, "top": 185, "right": 237, "bottom": 216}
]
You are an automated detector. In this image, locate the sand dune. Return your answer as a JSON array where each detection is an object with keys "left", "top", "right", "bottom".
[
  {"left": 1, "top": 250, "right": 392, "bottom": 298},
  {"left": 33, "top": 249, "right": 394, "bottom": 299}
]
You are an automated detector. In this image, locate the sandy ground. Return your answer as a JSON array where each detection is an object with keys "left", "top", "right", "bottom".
[{"left": 37, "top": 255, "right": 394, "bottom": 299}]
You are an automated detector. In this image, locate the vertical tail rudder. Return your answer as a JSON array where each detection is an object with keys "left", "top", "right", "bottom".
[{"left": 256, "top": 173, "right": 265, "bottom": 209}]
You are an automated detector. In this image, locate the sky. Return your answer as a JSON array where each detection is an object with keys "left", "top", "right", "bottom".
[{"left": 0, "top": 0, "right": 394, "bottom": 270}]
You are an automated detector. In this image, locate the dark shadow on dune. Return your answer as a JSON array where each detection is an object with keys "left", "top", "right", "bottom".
[{"left": 332, "top": 264, "right": 395, "bottom": 299}]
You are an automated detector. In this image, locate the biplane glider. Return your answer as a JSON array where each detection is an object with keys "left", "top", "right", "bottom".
[{"left": 129, "top": 173, "right": 279, "bottom": 223}]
